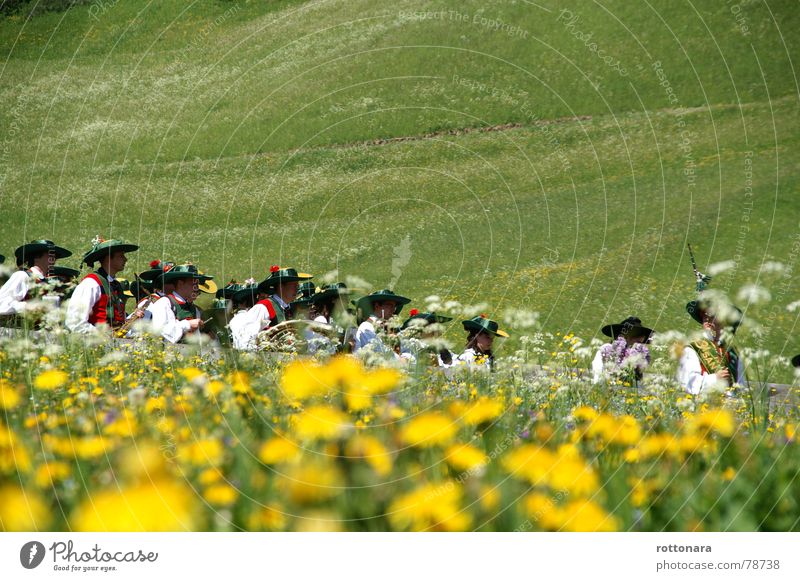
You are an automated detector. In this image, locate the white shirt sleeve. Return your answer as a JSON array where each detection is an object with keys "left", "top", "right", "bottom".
[
  {"left": 354, "top": 320, "right": 380, "bottom": 352},
  {"left": 591, "top": 349, "right": 605, "bottom": 384},
  {"left": 0, "top": 271, "right": 33, "bottom": 315},
  {"left": 65, "top": 277, "right": 102, "bottom": 334},
  {"left": 146, "top": 297, "right": 191, "bottom": 344},
  {"left": 677, "top": 347, "right": 720, "bottom": 395},
  {"left": 228, "top": 303, "right": 269, "bottom": 350}
]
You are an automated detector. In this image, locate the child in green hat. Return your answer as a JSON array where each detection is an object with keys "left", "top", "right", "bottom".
[
  {"left": 456, "top": 315, "right": 509, "bottom": 370},
  {"left": 144, "top": 264, "right": 213, "bottom": 343}
]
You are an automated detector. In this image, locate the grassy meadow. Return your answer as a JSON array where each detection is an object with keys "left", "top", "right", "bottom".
[{"left": 1, "top": 0, "right": 800, "bottom": 369}]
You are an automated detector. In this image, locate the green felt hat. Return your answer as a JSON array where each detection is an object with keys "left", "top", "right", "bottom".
[
  {"left": 138, "top": 260, "right": 174, "bottom": 283},
  {"left": 686, "top": 299, "right": 743, "bottom": 331},
  {"left": 216, "top": 281, "right": 243, "bottom": 300},
  {"left": 15, "top": 239, "right": 72, "bottom": 267},
  {"left": 291, "top": 281, "right": 318, "bottom": 307},
  {"left": 156, "top": 263, "right": 213, "bottom": 284},
  {"left": 49, "top": 266, "right": 80, "bottom": 281},
  {"left": 356, "top": 289, "right": 411, "bottom": 318},
  {"left": 0, "top": 254, "right": 5, "bottom": 264},
  {"left": 257, "top": 266, "right": 313, "bottom": 293},
  {"left": 601, "top": 316, "right": 653, "bottom": 342},
  {"left": 791, "top": 354, "right": 800, "bottom": 368},
  {"left": 232, "top": 283, "right": 260, "bottom": 306},
  {"left": 462, "top": 315, "right": 509, "bottom": 338},
  {"left": 82, "top": 238, "right": 138, "bottom": 266},
  {"left": 311, "top": 282, "right": 351, "bottom": 305},
  {"left": 402, "top": 309, "right": 453, "bottom": 330},
  {"left": 115, "top": 277, "right": 136, "bottom": 298},
  {"left": 129, "top": 279, "right": 153, "bottom": 300}
]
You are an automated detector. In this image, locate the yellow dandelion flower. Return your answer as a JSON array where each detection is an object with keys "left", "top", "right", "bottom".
[
  {"left": 228, "top": 371, "right": 252, "bottom": 396},
  {"left": 71, "top": 480, "right": 198, "bottom": 531},
  {"left": 360, "top": 367, "right": 402, "bottom": 395},
  {"left": 502, "top": 444, "right": 556, "bottom": 485},
  {"left": 461, "top": 397, "right": 504, "bottom": 426},
  {"left": 203, "top": 483, "right": 239, "bottom": 506},
  {"left": 479, "top": 485, "right": 500, "bottom": 512},
  {"left": 558, "top": 499, "right": 619, "bottom": 532},
  {"left": 686, "top": 409, "right": 735, "bottom": 438},
  {"left": 345, "top": 435, "right": 393, "bottom": 476},
  {"left": 246, "top": 504, "right": 287, "bottom": 531},
  {"left": 293, "top": 405, "right": 349, "bottom": 441},
  {"left": 0, "top": 380, "right": 21, "bottom": 410},
  {"left": 0, "top": 484, "right": 50, "bottom": 531},
  {"left": 523, "top": 492, "right": 562, "bottom": 529},
  {"left": 34, "top": 461, "right": 72, "bottom": 488},
  {"left": 722, "top": 467, "right": 736, "bottom": 481},
  {"left": 388, "top": 481, "right": 471, "bottom": 532},
  {"left": 401, "top": 412, "right": 457, "bottom": 448},
  {"left": 0, "top": 424, "right": 31, "bottom": 473},
  {"left": 445, "top": 443, "right": 488, "bottom": 472},
  {"left": 549, "top": 454, "right": 599, "bottom": 498},
  {"left": 34, "top": 369, "right": 68, "bottom": 391},
  {"left": 277, "top": 461, "right": 343, "bottom": 504},
  {"left": 258, "top": 437, "right": 301, "bottom": 465},
  {"left": 280, "top": 360, "right": 330, "bottom": 400},
  {"left": 572, "top": 406, "right": 599, "bottom": 422},
  {"left": 177, "top": 438, "right": 225, "bottom": 467}
]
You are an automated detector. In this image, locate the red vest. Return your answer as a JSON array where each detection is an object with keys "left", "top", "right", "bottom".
[
  {"left": 256, "top": 298, "right": 278, "bottom": 327},
  {"left": 85, "top": 273, "right": 125, "bottom": 327}
]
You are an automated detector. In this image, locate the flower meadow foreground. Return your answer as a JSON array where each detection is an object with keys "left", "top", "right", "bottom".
[{"left": 0, "top": 331, "right": 798, "bottom": 533}]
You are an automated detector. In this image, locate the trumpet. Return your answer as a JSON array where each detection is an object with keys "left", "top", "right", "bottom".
[{"left": 115, "top": 295, "right": 156, "bottom": 338}]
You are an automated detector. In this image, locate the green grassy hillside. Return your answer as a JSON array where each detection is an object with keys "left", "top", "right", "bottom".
[{"left": 1, "top": 0, "right": 799, "bottom": 372}]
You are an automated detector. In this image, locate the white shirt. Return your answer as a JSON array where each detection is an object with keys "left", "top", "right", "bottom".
[
  {"left": 676, "top": 334, "right": 746, "bottom": 395},
  {"left": 146, "top": 292, "right": 194, "bottom": 344},
  {"left": 65, "top": 272, "right": 119, "bottom": 334},
  {"left": 228, "top": 301, "right": 275, "bottom": 351},
  {"left": 456, "top": 347, "right": 491, "bottom": 370},
  {"left": 0, "top": 266, "right": 44, "bottom": 315},
  {"left": 591, "top": 348, "right": 605, "bottom": 384},
  {"left": 354, "top": 316, "right": 386, "bottom": 353}
]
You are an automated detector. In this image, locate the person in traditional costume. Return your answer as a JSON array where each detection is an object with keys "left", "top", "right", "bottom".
[
  {"left": 676, "top": 246, "right": 746, "bottom": 395},
  {"left": 227, "top": 266, "right": 313, "bottom": 350},
  {"left": 228, "top": 282, "right": 266, "bottom": 350},
  {"left": 353, "top": 289, "right": 411, "bottom": 354},
  {"left": 305, "top": 283, "right": 351, "bottom": 354},
  {"left": 677, "top": 298, "right": 745, "bottom": 395},
  {"left": 65, "top": 238, "right": 138, "bottom": 334},
  {"left": 145, "top": 264, "right": 213, "bottom": 343},
  {"left": 48, "top": 266, "right": 81, "bottom": 302},
  {"left": 399, "top": 309, "right": 455, "bottom": 367},
  {"left": 591, "top": 316, "right": 653, "bottom": 385},
  {"left": 0, "top": 239, "right": 72, "bottom": 317},
  {"left": 456, "top": 315, "right": 509, "bottom": 370},
  {"left": 291, "top": 281, "right": 318, "bottom": 321}
]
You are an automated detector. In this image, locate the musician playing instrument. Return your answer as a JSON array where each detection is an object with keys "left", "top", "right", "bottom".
[
  {"left": 65, "top": 237, "right": 138, "bottom": 334},
  {"left": 145, "top": 264, "right": 212, "bottom": 343}
]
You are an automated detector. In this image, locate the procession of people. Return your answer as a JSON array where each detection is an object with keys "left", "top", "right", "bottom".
[{"left": 0, "top": 236, "right": 778, "bottom": 394}]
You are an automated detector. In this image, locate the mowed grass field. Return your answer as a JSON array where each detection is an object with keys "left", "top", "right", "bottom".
[{"left": 1, "top": 0, "right": 799, "bottom": 368}]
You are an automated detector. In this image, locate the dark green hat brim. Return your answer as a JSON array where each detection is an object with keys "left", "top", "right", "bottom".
[
  {"left": 601, "top": 323, "right": 653, "bottom": 341},
  {"left": 233, "top": 286, "right": 260, "bottom": 305},
  {"left": 82, "top": 242, "right": 139, "bottom": 266},
  {"left": 792, "top": 354, "right": 800, "bottom": 368},
  {"left": 402, "top": 313, "right": 453, "bottom": 329},
  {"left": 15, "top": 241, "right": 72, "bottom": 266},
  {"left": 356, "top": 291, "right": 411, "bottom": 316},
  {"left": 311, "top": 287, "right": 352, "bottom": 305},
  {"left": 686, "top": 300, "right": 742, "bottom": 330},
  {"left": 462, "top": 318, "right": 509, "bottom": 338},
  {"left": 51, "top": 266, "right": 80, "bottom": 278}
]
